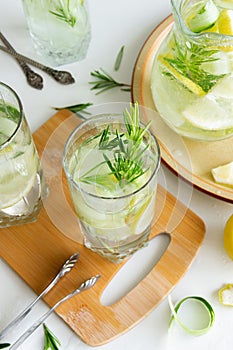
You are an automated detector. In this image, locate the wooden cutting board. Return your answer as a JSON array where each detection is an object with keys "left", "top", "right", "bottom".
[{"left": 0, "top": 110, "right": 205, "bottom": 346}]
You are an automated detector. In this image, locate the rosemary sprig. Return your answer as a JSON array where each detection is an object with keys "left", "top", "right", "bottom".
[
  {"left": 0, "top": 344, "right": 10, "bottom": 349},
  {"left": 114, "top": 45, "right": 125, "bottom": 71},
  {"left": 43, "top": 323, "right": 61, "bottom": 350},
  {"left": 80, "top": 102, "right": 151, "bottom": 187},
  {"left": 164, "top": 36, "right": 225, "bottom": 92},
  {"left": 53, "top": 102, "right": 92, "bottom": 119},
  {"left": 49, "top": 0, "right": 78, "bottom": 27},
  {"left": 89, "top": 68, "right": 131, "bottom": 94}
]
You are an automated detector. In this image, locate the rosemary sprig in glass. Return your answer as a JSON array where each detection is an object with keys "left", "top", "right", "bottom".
[
  {"left": 80, "top": 102, "right": 151, "bottom": 188},
  {"left": 50, "top": 0, "right": 79, "bottom": 27},
  {"left": 89, "top": 68, "right": 131, "bottom": 94},
  {"left": 164, "top": 36, "right": 225, "bottom": 92}
]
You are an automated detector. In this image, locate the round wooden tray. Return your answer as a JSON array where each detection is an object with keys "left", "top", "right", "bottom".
[{"left": 131, "top": 15, "right": 233, "bottom": 203}]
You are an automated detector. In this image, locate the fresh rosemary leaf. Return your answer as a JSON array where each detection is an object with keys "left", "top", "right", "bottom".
[
  {"left": 0, "top": 344, "right": 10, "bottom": 349},
  {"left": 80, "top": 102, "right": 151, "bottom": 187},
  {"left": 53, "top": 102, "right": 92, "bottom": 119},
  {"left": 43, "top": 323, "right": 61, "bottom": 350},
  {"left": 114, "top": 45, "right": 125, "bottom": 71},
  {"left": 89, "top": 68, "right": 131, "bottom": 94},
  {"left": 49, "top": 0, "right": 80, "bottom": 27}
]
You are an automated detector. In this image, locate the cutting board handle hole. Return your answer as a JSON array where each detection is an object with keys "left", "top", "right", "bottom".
[{"left": 100, "top": 232, "right": 171, "bottom": 306}]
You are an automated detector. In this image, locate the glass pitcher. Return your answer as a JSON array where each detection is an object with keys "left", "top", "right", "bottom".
[{"left": 151, "top": 0, "right": 233, "bottom": 141}]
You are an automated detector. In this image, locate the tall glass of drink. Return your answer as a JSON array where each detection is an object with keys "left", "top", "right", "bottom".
[
  {"left": 63, "top": 103, "right": 161, "bottom": 263},
  {"left": 0, "top": 82, "right": 47, "bottom": 227}
]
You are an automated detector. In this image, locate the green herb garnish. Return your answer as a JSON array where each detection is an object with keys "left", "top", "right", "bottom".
[
  {"left": 89, "top": 68, "right": 131, "bottom": 94},
  {"left": 164, "top": 36, "right": 225, "bottom": 93},
  {"left": 49, "top": 0, "right": 79, "bottom": 27},
  {"left": 114, "top": 45, "right": 125, "bottom": 71},
  {"left": 80, "top": 102, "right": 151, "bottom": 187},
  {"left": 53, "top": 102, "right": 92, "bottom": 119},
  {"left": 43, "top": 323, "right": 61, "bottom": 350},
  {"left": 0, "top": 344, "right": 10, "bottom": 349}
]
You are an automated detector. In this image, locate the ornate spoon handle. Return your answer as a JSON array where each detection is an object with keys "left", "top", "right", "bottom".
[
  {"left": 0, "top": 33, "right": 75, "bottom": 85},
  {"left": 0, "top": 32, "right": 43, "bottom": 89}
]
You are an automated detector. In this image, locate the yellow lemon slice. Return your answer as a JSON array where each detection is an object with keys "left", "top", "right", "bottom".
[
  {"left": 211, "top": 161, "right": 233, "bottom": 186},
  {"left": 223, "top": 214, "right": 233, "bottom": 260},
  {"left": 217, "top": 9, "right": 233, "bottom": 35},
  {"left": 219, "top": 284, "right": 233, "bottom": 306},
  {"left": 158, "top": 55, "right": 206, "bottom": 96}
]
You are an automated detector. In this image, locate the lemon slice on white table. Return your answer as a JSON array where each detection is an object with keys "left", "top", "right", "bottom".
[{"left": 211, "top": 161, "right": 233, "bottom": 186}]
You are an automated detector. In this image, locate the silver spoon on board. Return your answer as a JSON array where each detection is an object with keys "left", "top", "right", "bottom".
[{"left": 0, "top": 252, "right": 79, "bottom": 340}]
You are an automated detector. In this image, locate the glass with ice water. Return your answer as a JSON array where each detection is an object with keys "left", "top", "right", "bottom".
[
  {"left": 0, "top": 82, "right": 47, "bottom": 227},
  {"left": 21, "top": 0, "right": 91, "bottom": 66},
  {"left": 63, "top": 104, "right": 161, "bottom": 263}
]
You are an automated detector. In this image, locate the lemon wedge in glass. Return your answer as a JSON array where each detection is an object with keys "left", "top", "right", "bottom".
[
  {"left": 158, "top": 55, "right": 206, "bottom": 96},
  {"left": 217, "top": 9, "right": 233, "bottom": 35},
  {"left": 211, "top": 161, "right": 233, "bottom": 186}
]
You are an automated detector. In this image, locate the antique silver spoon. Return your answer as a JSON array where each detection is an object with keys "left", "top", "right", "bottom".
[
  {"left": 0, "top": 32, "right": 43, "bottom": 89},
  {"left": 0, "top": 252, "right": 79, "bottom": 340},
  {"left": 8, "top": 274, "right": 101, "bottom": 350},
  {"left": 0, "top": 32, "right": 75, "bottom": 86}
]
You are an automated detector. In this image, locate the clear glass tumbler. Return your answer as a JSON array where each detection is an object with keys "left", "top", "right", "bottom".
[
  {"left": 63, "top": 104, "right": 161, "bottom": 263},
  {"left": 21, "top": 0, "right": 91, "bottom": 66},
  {"left": 0, "top": 82, "right": 47, "bottom": 227}
]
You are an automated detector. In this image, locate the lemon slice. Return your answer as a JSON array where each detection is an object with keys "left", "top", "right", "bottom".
[
  {"left": 217, "top": 9, "right": 233, "bottom": 35},
  {"left": 182, "top": 74, "right": 233, "bottom": 130},
  {"left": 188, "top": 0, "right": 219, "bottom": 33},
  {"left": 182, "top": 95, "right": 231, "bottom": 130},
  {"left": 219, "top": 284, "right": 233, "bottom": 306},
  {"left": 223, "top": 214, "right": 233, "bottom": 259},
  {"left": 211, "top": 161, "right": 233, "bottom": 186},
  {"left": 158, "top": 55, "right": 206, "bottom": 96}
]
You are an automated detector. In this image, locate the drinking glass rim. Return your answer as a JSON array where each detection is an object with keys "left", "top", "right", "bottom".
[
  {"left": 63, "top": 114, "right": 161, "bottom": 200},
  {"left": 0, "top": 82, "right": 23, "bottom": 150}
]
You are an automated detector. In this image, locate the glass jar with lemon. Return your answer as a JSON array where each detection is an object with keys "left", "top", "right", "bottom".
[{"left": 151, "top": 0, "right": 233, "bottom": 141}]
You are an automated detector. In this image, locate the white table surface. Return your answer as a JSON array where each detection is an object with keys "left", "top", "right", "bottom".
[{"left": 0, "top": 1, "right": 233, "bottom": 349}]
